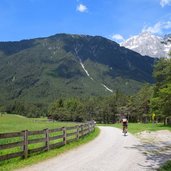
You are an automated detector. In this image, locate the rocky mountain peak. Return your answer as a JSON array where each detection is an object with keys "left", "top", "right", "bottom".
[{"left": 121, "top": 32, "right": 171, "bottom": 58}]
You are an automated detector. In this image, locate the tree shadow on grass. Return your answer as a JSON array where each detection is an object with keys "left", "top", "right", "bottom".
[{"left": 157, "top": 125, "right": 171, "bottom": 129}]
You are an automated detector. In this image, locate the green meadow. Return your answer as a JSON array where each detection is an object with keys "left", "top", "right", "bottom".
[
  {"left": 0, "top": 114, "right": 99, "bottom": 171},
  {"left": 0, "top": 114, "right": 76, "bottom": 133}
]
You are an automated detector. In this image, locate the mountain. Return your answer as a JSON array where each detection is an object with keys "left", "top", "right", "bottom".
[
  {"left": 121, "top": 32, "right": 171, "bottom": 58},
  {"left": 0, "top": 33, "right": 155, "bottom": 106}
]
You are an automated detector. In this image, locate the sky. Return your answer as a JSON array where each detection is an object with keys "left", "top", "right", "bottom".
[{"left": 0, "top": 0, "right": 171, "bottom": 42}]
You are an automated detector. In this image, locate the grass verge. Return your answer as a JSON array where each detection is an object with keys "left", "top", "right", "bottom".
[
  {"left": 0, "top": 127, "right": 100, "bottom": 171},
  {"left": 158, "top": 160, "right": 171, "bottom": 171},
  {"left": 98, "top": 123, "right": 171, "bottom": 134}
]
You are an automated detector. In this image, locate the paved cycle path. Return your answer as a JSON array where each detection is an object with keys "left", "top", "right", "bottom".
[{"left": 17, "top": 126, "right": 155, "bottom": 171}]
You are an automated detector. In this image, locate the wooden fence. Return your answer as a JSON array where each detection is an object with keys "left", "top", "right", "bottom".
[{"left": 0, "top": 121, "right": 95, "bottom": 161}]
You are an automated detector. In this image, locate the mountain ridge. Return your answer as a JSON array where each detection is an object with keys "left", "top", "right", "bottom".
[{"left": 0, "top": 33, "right": 155, "bottom": 106}]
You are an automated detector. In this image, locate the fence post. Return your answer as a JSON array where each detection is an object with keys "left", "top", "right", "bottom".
[
  {"left": 81, "top": 124, "right": 84, "bottom": 137},
  {"left": 76, "top": 125, "right": 79, "bottom": 140},
  {"left": 62, "top": 127, "right": 67, "bottom": 145},
  {"left": 88, "top": 123, "right": 90, "bottom": 133},
  {"left": 45, "top": 128, "right": 49, "bottom": 151},
  {"left": 92, "top": 122, "right": 94, "bottom": 131},
  {"left": 93, "top": 122, "right": 95, "bottom": 131},
  {"left": 85, "top": 124, "right": 88, "bottom": 135},
  {"left": 89, "top": 122, "right": 92, "bottom": 132},
  {"left": 23, "top": 130, "right": 28, "bottom": 159}
]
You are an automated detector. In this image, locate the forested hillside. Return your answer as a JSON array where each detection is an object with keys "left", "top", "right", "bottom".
[{"left": 0, "top": 34, "right": 155, "bottom": 116}]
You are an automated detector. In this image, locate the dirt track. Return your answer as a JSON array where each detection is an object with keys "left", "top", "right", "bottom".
[{"left": 17, "top": 126, "right": 160, "bottom": 171}]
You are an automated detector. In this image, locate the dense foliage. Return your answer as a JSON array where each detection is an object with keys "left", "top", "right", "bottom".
[
  {"left": 47, "top": 94, "right": 127, "bottom": 123},
  {"left": 150, "top": 58, "right": 171, "bottom": 123}
]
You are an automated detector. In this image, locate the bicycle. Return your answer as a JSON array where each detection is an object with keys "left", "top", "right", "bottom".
[{"left": 123, "top": 125, "right": 127, "bottom": 136}]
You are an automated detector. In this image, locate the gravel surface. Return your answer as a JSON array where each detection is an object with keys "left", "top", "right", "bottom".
[
  {"left": 137, "top": 130, "right": 171, "bottom": 143},
  {"left": 136, "top": 130, "right": 171, "bottom": 168},
  {"left": 17, "top": 126, "right": 156, "bottom": 171}
]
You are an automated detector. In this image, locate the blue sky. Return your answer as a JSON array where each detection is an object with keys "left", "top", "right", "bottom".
[{"left": 0, "top": 0, "right": 171, "bottom": 42}]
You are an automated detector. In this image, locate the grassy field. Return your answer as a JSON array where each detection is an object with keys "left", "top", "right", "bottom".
[
  {"left": 0, "top": 114, "right": 76, "bottom": 133},
  {"left": 2, "top": 114, "right": 170, "bottom": 134},
  {"left": 98, "top": 123, "right": 171, "bottom": 134},
  {"left": 0, "top": 114, "right": 76, "bottom": 157},
  {"left": 0, "top": 114, "right": 100, "bottom": 171}
]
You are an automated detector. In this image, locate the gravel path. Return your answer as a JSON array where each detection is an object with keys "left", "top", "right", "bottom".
[{"left": 17, "top": 126, "right": 154, "bottom": 171}]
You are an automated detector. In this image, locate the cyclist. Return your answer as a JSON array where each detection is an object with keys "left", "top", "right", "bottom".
[{"left": 121, "top": 116, "right": 128, "bottom": 134}]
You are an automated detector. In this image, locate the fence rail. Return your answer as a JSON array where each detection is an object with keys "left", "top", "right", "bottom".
[{"left": 0, "top": 121, "right": 95, "bottom": 161}]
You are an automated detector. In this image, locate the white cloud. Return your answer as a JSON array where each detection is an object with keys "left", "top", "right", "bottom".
[
  {"left": 111, "top": 34, "right": 125, "bottom": 42},
  {"left": 142, "top": 21, "right": 171, "bottom": 34},
  {"left": 76, "top": 4, "right": 88, "bottom": 13},
  {"left": 160, "top": 0, "right": 171, "bottom": 7}
]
